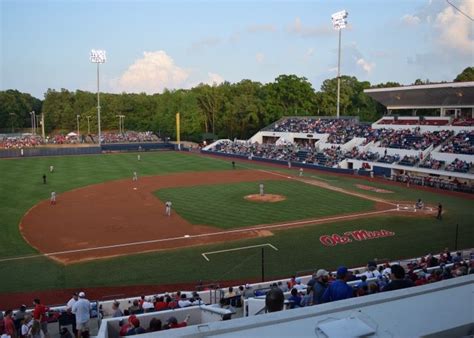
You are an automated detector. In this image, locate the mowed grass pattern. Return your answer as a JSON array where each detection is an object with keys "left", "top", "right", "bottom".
[
  {"left": 155, "top": 180, "right": 375, "bottom": 228},
  {"left": 0, "top": 151, "right": 232, "bottom": 257},
  {"left": 0, "top": 152, "right": 472, "bottom": 294}
]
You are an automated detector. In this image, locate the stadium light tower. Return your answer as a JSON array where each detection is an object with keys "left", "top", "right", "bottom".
[
  {"left": 86, "top": 115, "right": 91, "bottom": 134},
  {"left": 29, "top": 111, "right": 36, "bottom": 135},
  {"left": 90, "top": 49, "right": 106, "bottom": 145},
  {"left": 331, "top": 10, "right": 348, "bottom": 119}
]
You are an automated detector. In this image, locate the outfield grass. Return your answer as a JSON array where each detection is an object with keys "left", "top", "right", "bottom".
[
  {"left": 155, "top": 180, "right": 374, "bottom": 228},
  {"left": 0, "top": 152, "right": 473, "bottom": 294}
]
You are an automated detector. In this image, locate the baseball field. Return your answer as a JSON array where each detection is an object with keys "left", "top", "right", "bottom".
[{"left": 0, "top": 151, "right": 473, "bottom": 307}]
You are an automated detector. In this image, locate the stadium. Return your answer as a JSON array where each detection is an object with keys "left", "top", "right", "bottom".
[{"left": 1, "top": 1, "right": 474, "bottom": 337}]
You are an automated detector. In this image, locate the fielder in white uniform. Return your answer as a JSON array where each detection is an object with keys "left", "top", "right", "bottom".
[
  {"left": 165, "top": 201, "right": 172, "bottom": 216},
  {"left": 259, "top": 183, "right": 264, "bottom": 196},
  {"left": 50, "top": 165, "right": 54, "bottom": 173},
  {"left": 50, "top": 191, "right": 56, "bottom": 205},
  {"left": 133, "top": 171, "right": 138, "bottom": 181},
  {"left": 137, "top": 154, "right": 141, "bottom": 161},
  {"left": 299, "top": 168, "right": 303, "bottom": 177}
]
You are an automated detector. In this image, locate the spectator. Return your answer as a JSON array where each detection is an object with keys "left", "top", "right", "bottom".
[
  {"left": 288, "top": 288, "right": 303, "bottom": 309},
  {"left": 126, "top": 317, "right": 145, "bottom": 336},
  {"left": 119, "top": 315, "right": 136, "bottom": 336},
  {"left": 153, "top": 297, "right": 168, "bottom": 311},
  {"left": 364, "top": 261, "right": 381, "bottom": 279},
  {"left": 4, "top": 310, "right": 16, "bottom": 338},
  {"left": 321, "top": 266, "right": 354, "bottom": 302},
  {"left": 224, "top": 287, "right": 236, "bottom": 299},
  {"left": 128, "top": 300, "right": 141, "bottom": 315},
  {"left": 72, "top": 292, "right": 90, "bottom": 338},
  {"left": 307, "top": 269, "right": 329, "bottom": 305},
  {"left": 265, "top": 288, "right": 284, "bottom": 313},
  {"left": 66, "top": 294, "right": 78, "bottom": 312},
  {"left": 0, "top": 311, "right": 5, "bottom": 335},
  {"left": 382, "top": 265, "right": 415, "bottom": 291},
  {"left": 32, "top": 298, "right": 49, "bottom": 338},
  {"left": 178, "top": 294, "right": 193, "bottom": 308},
  {"left": 165, "top": 315, "right": 190, "bottom": 329},
  {"left": 20, "top": 314, "right": 33, "bottom": 338},
  {"left": 13, "top": 305, "right": 27, "bottom": 334},
  {"left": 112, "top": 301, "right": 123, "bottom": 318},
  {"left": 147, "top": 318, "right": 162, "bottom": 332}
]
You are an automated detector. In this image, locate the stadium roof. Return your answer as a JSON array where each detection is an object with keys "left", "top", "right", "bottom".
[{"left": 364, "top": 81, "right": 474, "bottom": 110}]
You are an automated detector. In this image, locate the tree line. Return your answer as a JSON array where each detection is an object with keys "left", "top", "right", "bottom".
[{"left": 1, "top": 67, "right": 472, "bottom": 141}]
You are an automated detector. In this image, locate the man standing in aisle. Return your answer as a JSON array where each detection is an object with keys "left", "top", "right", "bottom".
[{"left": 72, "top": 292, "right": 90, "bottom": 338}]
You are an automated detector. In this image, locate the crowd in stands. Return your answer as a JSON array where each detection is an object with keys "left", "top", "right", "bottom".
[
  {"left": 101, "top": 131, "right": 159, "bottom": 144},
  {"left": 377, "top": 118, "right": 450, "bottom": 126},
  {"left": 398, "top": 155, "right": 419, "bottom": 167},
  {"left": 0, "top": 135, "right": 43, "bottom": 149},
  {"left": 378, "top": 128, "right": 453, "bottom": 151},
  {"left": 0, "top": 131, "right": 160, "bottom": 149},
  {"left": 445, "top": 158, "right": 472, "bottom": 173},
  {"left": 1, "top": 250, "right": 471, "bottom": 336},
  {"left": 419, "top": 156, "right": 444, "bottom": 170},
  {"left": 440, "top": 131, "right": 474, "bottom": 155},
  {"left": 452, "top": 118, "right": 474, "bottom": 127}
]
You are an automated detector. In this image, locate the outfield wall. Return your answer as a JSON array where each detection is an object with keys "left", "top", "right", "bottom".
[{"left": 0, "top": 143, "right": 174, "bottom": 158}]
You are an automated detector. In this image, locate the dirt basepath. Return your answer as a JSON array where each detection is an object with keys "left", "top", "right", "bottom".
[{"left": 17, "top": 168, "right": 435, "bottom": 265}]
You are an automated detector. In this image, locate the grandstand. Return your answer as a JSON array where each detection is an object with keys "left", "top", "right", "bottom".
[
  {"left": 203, "top": 82, "right": 474, "bottom": 194},
  {"left": 2, "top": 250, "right": 473, "bottom": 337}
]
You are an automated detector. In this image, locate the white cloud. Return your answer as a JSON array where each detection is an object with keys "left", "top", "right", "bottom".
[
  {"left": 206, "top": 72, "right": 224, "bottom": 86},
  {"left": 247, "top": 24, "right": 277, "bottom": 33},
  {"left": 288, "top": 17, "right": 333, "bottom": 38},
  {"left": 113, "top": 51, "right": 189, "bottom": 94},
  {"left": 256, "top": 52, "right": 265, "bottom": 63},
  {"left": 434, "top": 1, "right": 474, "bottom": 55},
  {"left": 356, "top": 58, "right": 375, "bottom": 73},
  {"left": 401, "top": 14, "right": 421, "bottom": 25},
  {"left": 112, "top": 51, "right": 224, "bottom": 94}
]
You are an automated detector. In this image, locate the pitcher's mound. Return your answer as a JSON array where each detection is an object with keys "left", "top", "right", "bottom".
[{"left": 244, "top": 194, "right": 286, "bottom": 203}]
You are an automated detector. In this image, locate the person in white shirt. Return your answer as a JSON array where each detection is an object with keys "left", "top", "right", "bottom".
[
  {"left": 66, "top": 293, "right": 78, "bottom": 311},
  {"left": 178, "top": 294, "right": 193, "bottom": 308},
  {"left": 72, "top": 292, "right": 90, "bottom": 338},
  {"left": 165, "top": 201, "right": 172, "bottom": 216},
  {"left": 21, "top": 314, "right": 33, "bottom": 337}
]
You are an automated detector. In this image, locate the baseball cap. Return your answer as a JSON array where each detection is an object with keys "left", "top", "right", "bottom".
[
  {"left": 316, "top": 269, "right": 329, "bottom": 278},
  {"left": 78, "top": 292, "right": 85, "bottom": 298},
  {"left": 337, "top": 266, "right": 348, "bottom": 277}
]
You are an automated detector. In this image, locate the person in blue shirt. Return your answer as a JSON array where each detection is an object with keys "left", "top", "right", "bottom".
[
  {"left": 321, "top": 266, "right": 354, "bottom": 303},
  {"left": 288, "top": 288, "right": 303, "bottom": 309}
]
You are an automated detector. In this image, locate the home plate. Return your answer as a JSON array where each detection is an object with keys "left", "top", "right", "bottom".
[{"left": 184, "top": 235, "right": 190, "bottom": 238}]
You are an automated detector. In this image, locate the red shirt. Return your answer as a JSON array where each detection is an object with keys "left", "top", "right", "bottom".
[
  {"left": 154, "top": 302, "right": 168, "bottom": 311},
  {"left": 4, "top": 316, "right": 15, "bottom": 336},
  {"left": 170, "top": 322, "right": 187, "bottom": 329},
  {"left": 33, "top": 304, "right": 48, "bottom": 322}
]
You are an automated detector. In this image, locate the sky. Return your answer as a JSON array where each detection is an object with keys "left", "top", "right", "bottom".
[{"left": 1, "top": 0, "right": 473, "bottom": 99}]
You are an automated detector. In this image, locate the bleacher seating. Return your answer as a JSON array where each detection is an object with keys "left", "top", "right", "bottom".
[{"left": 440, "top": 131, "right": 474, "bottom": 155}]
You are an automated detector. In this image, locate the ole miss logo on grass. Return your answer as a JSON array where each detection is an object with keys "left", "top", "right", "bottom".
[{"left": 320, "top": 229, "right": 395, "bottom": 246}]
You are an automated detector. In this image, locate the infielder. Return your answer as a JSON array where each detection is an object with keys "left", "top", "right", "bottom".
[
  {"left": 165, "top": 201, "right": 172, "bottom": 216},
  {"left": 259, "top": 183, "right": 264, "bottom": 196},
  {"left": 299, "top": 168, "right": 303, "bottom": 177},
  {"left": 133, "top": 171, "right": 138, "bottom": 181},
  {"left": 50, "top": 191, "right": 56, "bottom": 205}
]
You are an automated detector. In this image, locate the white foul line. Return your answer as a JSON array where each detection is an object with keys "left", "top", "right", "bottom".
[
  {"left": 201, "top": 243, "right": 279, "bottom": 262},
  {"left": 0, "top": 208, "right": 394, "bottom": 263}
]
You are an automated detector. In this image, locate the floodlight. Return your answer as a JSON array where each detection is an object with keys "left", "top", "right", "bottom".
[
  {"left": 90, "top": 49, "right": 106, "bottom": 63},
  {"left": 331, "top": 10, "right": 349, "bottom": 119}
]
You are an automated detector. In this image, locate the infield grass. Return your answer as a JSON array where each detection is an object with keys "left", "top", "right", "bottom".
[
  {"left": 0, "top": 151, "right": 473, "bottom": 295},
  {"left": 155, "top": 180, "right": 374, "bottom": 228}
]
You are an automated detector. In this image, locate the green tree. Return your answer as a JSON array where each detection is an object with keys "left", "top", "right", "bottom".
[{"left": 454, "top": 67, "right": 474, "bottom": 82}]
